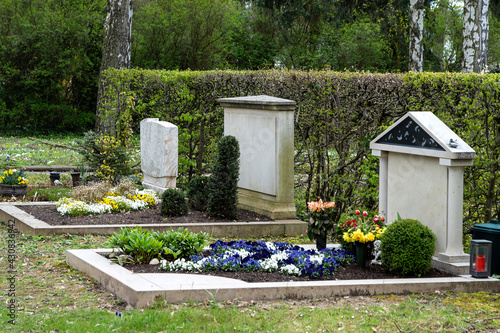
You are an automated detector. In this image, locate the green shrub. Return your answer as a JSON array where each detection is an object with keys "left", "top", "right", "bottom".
[
  {"left": 381, "top": 218, "right": 436, "bottom": 276},
  {"left": 106, "top": 227, "right": 164, "bottom": 264},
  {"left": 186, "top": 175, "right": 210, "bottom": 211},
  {"left": 106, "top": 227, "right": 209, "bottom": 264},
  {"left": 78, "top": 131, "right": 133, "bottom": 183},
  {"left": 161, "top": 188, "right": 188, "bottom": 217},
  {"left": 154, "top": 227, "right": 209, "bottom": 260},
  {"left": 207, "top": 135, "right": 240, "bottom": 219}
]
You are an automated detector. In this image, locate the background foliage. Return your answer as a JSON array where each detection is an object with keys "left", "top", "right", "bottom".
[
  {"left": 100, "top": 69, "right": 500, "bottom": 231},
  {"left": 5, "top": 0, "right": 500, "bottom": 133}
]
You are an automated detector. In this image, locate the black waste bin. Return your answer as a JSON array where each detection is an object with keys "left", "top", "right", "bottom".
[{"left": 471, "top": 219, "right": 500, "bottom": 275}]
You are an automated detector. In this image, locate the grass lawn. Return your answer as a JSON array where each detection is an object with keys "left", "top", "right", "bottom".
[
  {"left": 1, "top": 134, "right": 499, "bottom": 332},
  {"left": 1, "top": 226, "right": 499, "bottom": 332}
]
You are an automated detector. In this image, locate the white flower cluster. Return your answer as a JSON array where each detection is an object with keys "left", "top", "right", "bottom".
[
  {"left": 280, "top": 264, "right": 301, "bottom": 276},
  {"left": 56, "top": 189, "right": 158, "bottom": 216},
  {"left": 56, "top": 198, "right": 112, "bottom": 216}
]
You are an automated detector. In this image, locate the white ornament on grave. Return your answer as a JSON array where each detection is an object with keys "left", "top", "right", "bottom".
[
  {"left": 371, "top": 240, "right": 382, "bottom": 265},
  {"left": 370, "top": 112, "right": 475, "bottom": 275},
  {"left": 140, "top": 118, "right": 178, "bottom": 194}
]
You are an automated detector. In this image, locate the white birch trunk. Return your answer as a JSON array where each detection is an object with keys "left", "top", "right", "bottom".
[
  {"left": 480, "top": 0, "right": 490, "bottom": 72},
  {"left": 409, "top": 0, "right": 424, "bottom": 72},
  {"left": 96, "top": 0, "right": 133, "bottom": 135},
  {"left": 462, "top": 0, "right": 489, "bottom": 73}
]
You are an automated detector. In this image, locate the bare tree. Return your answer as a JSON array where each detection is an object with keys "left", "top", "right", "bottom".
[
  {"left": 409, "top": 0, "right": 425, "bottom": 72},
  {"left": 96, "top": 0, "right": 133, "bottom": 134},
  {"left": 462, "top": 0, "right": 489, "bottom": 73}
]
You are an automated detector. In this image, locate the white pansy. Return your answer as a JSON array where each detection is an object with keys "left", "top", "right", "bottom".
[{"left": 280, "top": 264, "right": 301, "bottom": 276}]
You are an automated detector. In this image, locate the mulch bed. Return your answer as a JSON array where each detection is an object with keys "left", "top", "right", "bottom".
[
  {"left": 17, "top": 204, "right": 271, "bottom": 226},
  {"left": 122, "top": 261, "right": 455, "bottom": 283}
]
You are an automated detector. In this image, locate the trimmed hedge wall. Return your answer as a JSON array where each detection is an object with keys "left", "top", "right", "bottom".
[{"left": 100, "top": 69, "right": 500, "bottom": 228}]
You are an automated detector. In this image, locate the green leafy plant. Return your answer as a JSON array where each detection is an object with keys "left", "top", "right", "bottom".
[
  {"left": 161, "top": 188, "right": 189, "bottom": 217},
  {"left": 78, "top": 131, "right": 133, "bottom": 183},
  {"left": 381, "top": 218, "right": 436, "bottom": 276},
  {"left": 106, "top": 227, "right": 209, "bottom": 264},
  {"left": 186, "top": 175, "right": 210, "bottom": 211},
  {"left": 207, "top": 135, "right": 240, "bottom": 219},
  {"left": 106, "top": 227, "right": 164, "bottom": 264},
  {"left": 154, "top": 228, "right": 209, "bottom": 259}
]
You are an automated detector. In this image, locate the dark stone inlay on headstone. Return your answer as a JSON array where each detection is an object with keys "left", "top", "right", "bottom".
[{"left": 376, "top": 117, "right": 445, "bottom": 150}]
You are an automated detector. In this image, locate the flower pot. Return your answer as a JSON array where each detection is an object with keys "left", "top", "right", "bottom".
[
  {"left": 71, "top": 172, "right": 81, "bottom": 187},
  {"left": 315, "top": 233, "right": 327, "bottom": 251},
  {"left": 355, "top": 242, "right": 368, "bottom": 268},
  {"left": 0, "top": 184, "right": 27, "bottom": 197}
]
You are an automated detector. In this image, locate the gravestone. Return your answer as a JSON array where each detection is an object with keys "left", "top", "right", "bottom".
[
  {"left": 218, "top": 95, "right": 296, "bottom": 219},
  {"left": 140, "top": 118, "right": 178, "bottom": 193},
  {"left": 370, "top": 112, "right": 475, "bottom": 274}
]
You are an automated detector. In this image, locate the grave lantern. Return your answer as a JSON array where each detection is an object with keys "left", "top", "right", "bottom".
[{"left": 470, "top": 239, "right": 492, "bottom": 278}]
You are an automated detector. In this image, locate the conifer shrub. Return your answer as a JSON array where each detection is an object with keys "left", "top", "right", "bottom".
[
  {"left": 207, "top": 135, "right": 240, "bottom": 219},
  {"left": 186, "top": 175, "right": 210, "bottom": 211},
  {"left": 160, "top": 188, "right": 188, "bottom": 217},
  {"left": 380, "top": 218, "right": 436, "bottom": 276}
]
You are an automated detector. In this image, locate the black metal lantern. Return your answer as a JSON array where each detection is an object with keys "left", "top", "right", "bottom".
[{"left": 470, "top": 239, "right": 492, "bottom": 278}]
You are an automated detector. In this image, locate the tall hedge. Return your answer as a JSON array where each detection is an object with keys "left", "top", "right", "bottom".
[{"left": 100, "top": 69, "right": 500, "bottom": 229}]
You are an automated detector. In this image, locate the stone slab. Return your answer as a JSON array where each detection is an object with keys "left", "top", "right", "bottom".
[
  {"left": 66, "top": 248, "right": 500, "bottom": 308},
  {"left": 140, "top": 118, "right": 178, "bottom": 192},
  {"left": 0, "top": 203, "right": 307, "bottom": 237}
]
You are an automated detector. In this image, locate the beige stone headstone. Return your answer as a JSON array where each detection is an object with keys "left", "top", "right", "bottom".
[
  {"left": 218, "top": 95, "right": 296, "bottom": 219},
  {"left": 370, "top": 111, "right": 476, "bottom": 274}
]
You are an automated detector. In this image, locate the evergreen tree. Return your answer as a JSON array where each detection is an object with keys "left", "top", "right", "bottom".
[{"left": 207, "top": 136, "right": 240, "bottom": 219}]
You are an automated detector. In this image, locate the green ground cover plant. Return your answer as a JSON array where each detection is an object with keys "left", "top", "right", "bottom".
[{"left": 0, "top": 225, "right": 499, "bottom": 332}]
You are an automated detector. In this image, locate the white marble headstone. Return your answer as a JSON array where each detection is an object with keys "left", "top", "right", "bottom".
[{"left": 140, "top": 118, "right": 178, "bottom": 193}]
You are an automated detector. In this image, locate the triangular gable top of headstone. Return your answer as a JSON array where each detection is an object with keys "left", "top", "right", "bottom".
[{"left": 370, "top": 112, "right": 475, "bottom": 160}]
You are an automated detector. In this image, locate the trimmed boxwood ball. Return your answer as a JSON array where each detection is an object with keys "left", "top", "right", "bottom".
[
  {"left": 207, "top": 135, "right": 240, "bottom": 219},
  {"left": 380, "top": 218, "right": 436, "bottom": 276},
  {"left": 160, "top": 188, "right": 188, "bottom": 217},
  {"left": 186, "top": 175, "right": 210, "bottom": 211}
]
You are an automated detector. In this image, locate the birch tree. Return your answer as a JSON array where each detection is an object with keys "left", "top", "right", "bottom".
[
  {"left": 96, "top": 0, "right": 133, "bottom": 135},
  {"left": 409, "top": 0, "right": 425, "bottom": 72},
  {"left": 462, "top": 0, "right": 489, "bottom": 73}
]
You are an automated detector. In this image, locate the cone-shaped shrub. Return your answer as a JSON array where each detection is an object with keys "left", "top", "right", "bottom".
[{"left": 207, "top": 135, "right": 240, "bottom": 219}]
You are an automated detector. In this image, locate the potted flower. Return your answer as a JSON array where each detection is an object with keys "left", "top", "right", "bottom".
[
  {"left": 341, "top": 210, "right": 386, "bottom": 267},
  {"left": 306, "top": 199, "right": 336, "bottom": 250},
  {"left": 0, "top": 169, "right": 29, "bottom": 197}
]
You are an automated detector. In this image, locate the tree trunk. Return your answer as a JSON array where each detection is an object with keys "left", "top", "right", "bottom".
[
  {"left": 96, "top": 0, "right": 133, "bottom": 135},
  {"left": 462, "top": 0, "right": 489, "bottom": 73},
  {"left": 409, "top": 0, "right": 425, "bottom": 72},
  {"left": 480, "top": 0, "right": 490, "bottom": 71}
]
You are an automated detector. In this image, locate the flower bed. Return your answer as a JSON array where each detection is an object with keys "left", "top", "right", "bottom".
[
  {"left": 55, "top": 189, "right": 158, "bottom": 216},
  {"left": 162, "top": 240, "right": 354, "bottom": 279}
]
